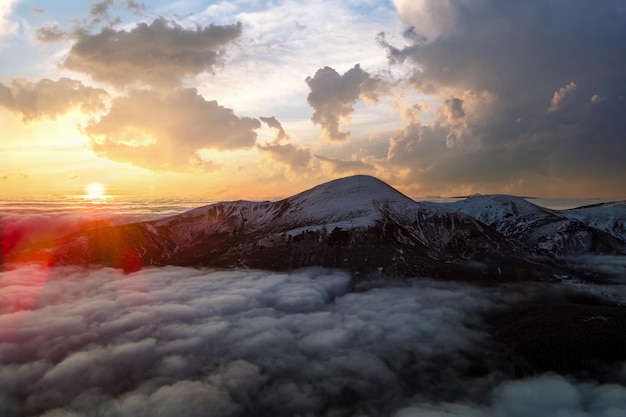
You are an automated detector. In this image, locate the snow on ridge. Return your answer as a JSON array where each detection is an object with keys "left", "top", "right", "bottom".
[
  {"left": 275, "top": 175, "right": 416, "bottom": 228},
  {"left": 564, "top": 201, "right": 626, "bottom": 242},
  {"left": 149, "top": 176, "right": 417, "bottom": 240},
  {"left": 431, "top": 194, "right": 564, "bottom": 238},
  {"left": 428, "top": 194, "right": 626, "bottom": 255},
  {"left": 287, "top": 175, "right": 413, "bottom": 207},
  {"left": 155, "top": 175, "right": 410, "bottom": 226},
  {"left": 443, "top": 194, "right": 561, "bottom": 220},
  {"left": 140, "top": 177, "right": 626, "bottom": 250}
]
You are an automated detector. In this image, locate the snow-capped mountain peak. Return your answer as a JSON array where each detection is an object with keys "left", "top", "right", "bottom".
[{"left": 277, "top": 175, "right": 415, "bottom": 231}]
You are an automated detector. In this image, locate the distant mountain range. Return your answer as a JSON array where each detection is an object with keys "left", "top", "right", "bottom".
[{"left": 5, "top": 175, "right": 626, "bottom": 280}]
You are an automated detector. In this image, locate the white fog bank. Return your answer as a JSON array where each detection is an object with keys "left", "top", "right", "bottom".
[{"left": 1, "top": 265, "right": 625, "bottom": 416}]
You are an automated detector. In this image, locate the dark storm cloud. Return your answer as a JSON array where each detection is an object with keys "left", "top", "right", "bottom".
[
  {"left": 84, "top": 88, "right": 260, "bottom": 171},
  {"left": 387, "top": 113, "right": 626, "bottom": 197},
  {"left": 306, "top": 64, "right": 388, "bottom": 141},
  {"left": 385, "top": 122, "right": 573, "bottom": 195},
  {"left": 0, "top": 78, "right": 108, "bottom": 122},
  {"left": 258, "top": 116, "right": 312, "bottom": 171},
  {"left": 1, "top": 265, "right": 625, "bottom": 416},
  {"left": 63, "top": 18, "right": 242, "bottom": 87},
  {"left": 380, "top": 0, "right": 626, "bottom": 196},
  {"left": 386, "top": 1, "right": 626, "bottom": 103}
]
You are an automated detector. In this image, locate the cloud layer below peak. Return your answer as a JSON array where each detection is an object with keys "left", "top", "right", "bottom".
[{"left": 1, "top": 265, "right": 626, "bottom": 416}]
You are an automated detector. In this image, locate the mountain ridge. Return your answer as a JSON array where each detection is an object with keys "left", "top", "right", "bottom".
[
  {"left": 4, "top": 175, "right": 625, "bottom": 280},
  {"left": 440, "top": 194, "right": 625, "bottom": 256}
]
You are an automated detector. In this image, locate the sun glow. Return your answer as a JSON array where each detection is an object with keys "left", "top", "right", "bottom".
[{"left": 85, "top": 183, "right": 106, "bottom": 199}]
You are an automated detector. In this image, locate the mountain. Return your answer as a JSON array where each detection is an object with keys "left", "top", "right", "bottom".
[
  {"left": 441, "top": 195, "right": 626, "bottom": 256},
  {"left": 5, "top": 176, "right": 625, "bottom": 280},
  {"left": 563, "top": 201, "right": 626, "bottom": 243}
]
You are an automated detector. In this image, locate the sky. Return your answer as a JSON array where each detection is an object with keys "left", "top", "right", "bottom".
[{"left": 1, "top": 0, "right": 625, "bottom": 199}]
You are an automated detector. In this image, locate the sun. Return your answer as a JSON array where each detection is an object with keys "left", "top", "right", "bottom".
[{"left": 85, "top": 183, "right": 106, "bottom": 199}]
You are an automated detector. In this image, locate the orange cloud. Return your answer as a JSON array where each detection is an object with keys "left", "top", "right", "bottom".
[
  {"left": 85, "top": 88, "right": 260, "bottom": 171},
  {"left": 0, "top": 78, "right": 108, "bottom": 122}
]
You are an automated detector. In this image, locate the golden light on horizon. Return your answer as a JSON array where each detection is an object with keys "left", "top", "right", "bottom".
[{"left": 85, "top": 183, "right": 106, "bottom": 199}]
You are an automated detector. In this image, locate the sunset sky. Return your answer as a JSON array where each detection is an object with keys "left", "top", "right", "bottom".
[{"left": 1, "top": 0, "right": 625, "bottom": 199}]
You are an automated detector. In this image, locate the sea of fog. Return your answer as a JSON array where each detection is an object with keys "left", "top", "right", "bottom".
[
  {"left": 2, "top": 197, "right": 626, "bottom": 416},
  {"left": 2, "top": 265, "right": 626, "bottom": 417}
]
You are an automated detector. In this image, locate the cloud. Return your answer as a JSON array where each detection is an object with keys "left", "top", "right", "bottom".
[
  {"left": 0, "top": 266, "right": 487, "bottom": 416},
  {"left": 547, "top": 81, "right": 577, "bottom": 113},
  {"left": 394, "top": 374, "right": 626, "bottom": 417},
  {"left": 124, "top": 1, "right": 147, "bottom": 14},
  {"left": 385, "top": 122, "right": 552, "bottom": 196},
  {"left": 591, "top": 94, "right": 605, "bottom": 105},
  {"left": 379, "top": 0, "right": 626, "bottom": 197},
  {"left": 89, "top": 0, "right": 114, "bottom": 21},
  {"left": 0, "top": 172, "right": 28, "bottom": 180},
  {"left": 315, "top": 154, "right": 375, "bottom": 174},
  {"left": 306, "top": 64, "right": 388, "bottom": 141},
  {"left": 434, "top": 96, "right": 467, "bottom": 147},
  {"left": 1, "top": 265, "right": 625, "bottom": 416},
  {"left": 563, "top": 255, "right": 626, "bottom": 287},
  {"left": 258, "top": 142, "right": 312, "bottom": 171},
  {"left": 35, "top": 25, "right": 69, "bottom": 42},
  {"left": 258, "top": 116, "right": 312, "bottom": 171},
  {"left": 36, "top": 1, "right": 147, "bottom": 43},
  {"left": 84, "top": 88, "right": 260, "bottom": 171},
  {"left": 259, "top": 116, "right": 286, "bottom": 140},
  {"left": 0, "top": 0, "right": 18, "bottom": 39},
  {"left": 0, "top": 78, "right": 108, "bottom": 122},
  {"left": 440, "top": 96, "right": 465, "bottom": 124},
  {"left": 63, "top": 18, "right": 242, "bottom": 87},
  {"left": 187, "top": 0, "right": 398, "bottom": 125},
  {"left": 389, "top": 1, "right": 460, "bottom": 44}
]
